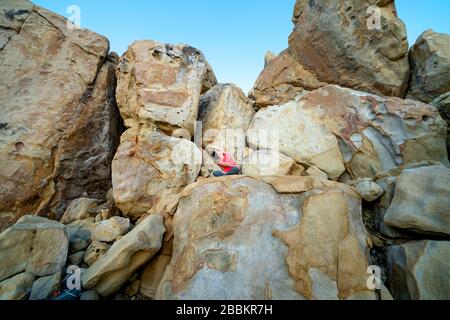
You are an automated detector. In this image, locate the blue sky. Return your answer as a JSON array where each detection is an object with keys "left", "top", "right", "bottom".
[{"left": 34, "top": 0, "right": 450, "bottom": 93}]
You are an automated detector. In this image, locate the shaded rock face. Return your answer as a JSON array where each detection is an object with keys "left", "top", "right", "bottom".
[
  {"left": 248, "top": 85, "right": 448, "bottom": 180},
  {"left": 432, "top": 92, "right": 450, "bottom": 157},
  {"left": 157, "top": 176, "right": 375, "bottom": 300},
  {"left": 0, "top": 0, "right": 121, "bottom": 230},
  {"left": 116, "top": 40, "right": 217, "bottom": 135},
  {"left": 406, "top": 30, "right": 450, "bottom": 103},
  {"left": 288, "top": 0, "right": 410, "bottom": 98},
  {"left": 386, "top": 241, "right": 450, "bottom": 300},
  {"left": 373, "top": 164, "right": 450, "bottom": 239},
  {"left": 112, "top": 125, "right": 201, "bottom": 219},
  {"left": 0, "top": 216, "right": 68, "bottom": 282}
]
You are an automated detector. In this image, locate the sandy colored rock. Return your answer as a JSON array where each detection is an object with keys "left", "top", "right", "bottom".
[
  {"left": 0, "top": 216, "right": 68, "bottom": 282},
  {"left": 82, "top": 214, "right": 165, "bottom": 297},
  {"left": 348, "top": 178, "right": 384, "bottom": 202},
  {"left": 199, "top": 83, "right": 254, "bottom": 159},
  {"left": 92, "top": 217, "right": 130, "bottom": 242},
  {"left": 140, "top": 254, "right": 172, "bottom": 299},
  {"left": 251, "top": 49, "right": 325, "bottom": 108},
  {"left": 157, "top": 176, "right": 374, "bottom": 300},
  {"left": 84, "top": 241, "right": 111, "bottom": 266},
  {"left": 242, "top": 150, "right": 297, "bottom": 176},
  {"left": 60, "top": 198, "right": 100, "bottom": 225},
  {"left": 116, "top": 40, "right": 217, "bottom": 134},
  {"left": 0, "top": 272, "right": 36, "bottom": 300},
  {"left": 249, "top": 85, "right": 448, "bottom": 180},
  {"left": 288, "top": 0, "right": 409, "bottom": 97},
  {"left": 112, "top": 126, "right": 202, "bottom": 219},
  {"left": 0, "top": 1, "right": 121, "bottom": 231},
  {"left": 387, "top": 240, "right": 450, "bottom": 300},
  {"left": 375, "top": 164, "right": 450, "bottom": 238},
  {"left": 406, "top": 30, "right": 450, "bottom": 103}
]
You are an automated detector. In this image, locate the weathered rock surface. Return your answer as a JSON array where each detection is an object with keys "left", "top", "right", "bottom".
[
  {"left": 0, "top": 0, "right": 121, "bottom": 231},
  {"left": 116, "top": 40, "right": 217, "bottom": 134},
  {"left": 60, "top": 198, "right": 100, "bottom": 225},
  {"left": 374, "top": 164, "right": 450, "bottom": 238},
  {"left": 140, "top": 254, "right": 172, "bottom": 299},
  {"left": 248, "top": 86, "right": 448, "bottom": 180},
  {"left": 66, "top": 219, "right": 94, "bottom": 253},
  {"left": 0, "top": 216, "right": 68, "bottom": 282},
  {"left": 29, "top": 272, "right": 62, "bottom": 300},
  {"left": 406, "top": 30, "right": 450, "bottom": 103},
  {"left": 84, "top": 241, "right": 111, "bottom": 266},
  {"left": 288, "top": 0, "right": 410, "bottom": 98},
  {"left": 199, "top": 83, "right": 254, "bottom": 156},
  {"left": 348, "top": 178, "right": 384, "bottom": 202},
  {"left": 82, "top": 214, "right": 165, "bottom": 297},
  {"left": 250, "top": 49, "right": 324, "bottom": 108},
  {"left": 386, "top": 240, "right": 450, "bottom": 300},
  {"left": 157, "top": 176, "right": 376, "bottom": 300},
  {"left": 92, "top": 216, "right": 130, "bottom": 242},
  {"left": 432, "top": 92, "right": 450, "bottom": 157},
  {"left": 242, "top": 150, "right": 297, "bottom": 176},
  {"left": 112, "top": 125, "right": 202, "bottom": 219},
  {"left": 0, "top": 272, "right": 36, "bottom": 300}
]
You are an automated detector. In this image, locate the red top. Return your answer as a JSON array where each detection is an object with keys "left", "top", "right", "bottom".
[{"left": 217, "top": 151, "right": 237, "bottom": 173}]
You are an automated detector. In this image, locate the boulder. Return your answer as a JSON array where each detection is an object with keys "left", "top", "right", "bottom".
[
  {"left": 60, "top": 198, "right": 100, "bottom": 225},
  {"left": 116, "top": 40, "right": 217, "bottom": 134},
  {"left": 288, "top": 0, "right": 409, "bottom": 97},
  {"left": 406, "top": 30, "right": 450, "bottom": 103},
  {"left": 68, "top": 251, "right": 85, "bottom": 266},
  {"left": 250, "top": 49, "right": 325, "bottom": 108},
  {"left": 92, "top": 217, "right": 130, "bottom": 242},
  {"left": 112, "top": 125, "right": 201, "bottom": 219},
  {"left": 157, "top": 176, "right": 376, "bottom": 300},
  {"left": 29, "top": 272, "right": 62, "bottom": 300},
  {"left": 84, "top": 241, "right": 111, "bottom": 266},
  {"left": 242, "top": 150, "right": 297, "bottom": 176},
  {"left": 0, "top": 272, "right": 36, "bottom": 300},
  {"left": 0, "top": 1, "right": 120, "bottom": 230},
  {"left": 374, "top": 164, "right": 450, "bottom": 238},
  {"left": 248, "top": 85, "right": 448, "bottom": 180},
  {"left": 199, "top": 83, "right": 255, "bottom": 156},
  {"left": 0, "top": 216, "right": 68, "bottom": 282},
  {"left": 82, "top": 214, "right": 165, "bottom": 297},
  {"left": 386, "top": 240, "right": 450, "bottom": 299},
  {"left": 348, "top": 178, "right": 384, "bottom": 202}
]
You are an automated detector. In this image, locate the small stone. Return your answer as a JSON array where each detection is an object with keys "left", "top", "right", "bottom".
[
  {"left": 349, "top": 178, "right": 384, "bottom": 202},
  {"left": 60, "top": 198, "right": 99, "bottom": 225},
  {"left": 83, "top": 241, "right": 110, "bottom": 266},
  {"left": 304, "top": 166, "right": 328, "bottom": 180},
  {"left": 92, "top": 217, "right": 130, "bottom": 243},
  {"left": 68, "top": 251, "right": 85, "bottom": 266}
]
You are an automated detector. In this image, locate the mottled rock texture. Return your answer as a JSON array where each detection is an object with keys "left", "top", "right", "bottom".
[{"left": 0, "top": 0, "right": 121, "bottom": 231}]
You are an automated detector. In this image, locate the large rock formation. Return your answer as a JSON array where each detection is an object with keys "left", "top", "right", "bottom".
[
  {"left": 112, "top": 125, "right": 201, "bottom": 219},
  {"left": 406, "top": 30, "right": 450, "bottom": 103},
  {"left": 0, "top": 0, "right": 121, "bottom": 230},
  {"left": 252, "top": 0, "right": 410, "bottom": 108},
  {"left": 372, "top": 163, "right": 450, "bottom": 239},
  {"left": 157, "top": 176, "right": 377, "bottom": 300},
  {"left": 116, "top": 40, "right": 217, "bottom": 134},
  {"left": 248, "top": 85, "right": 448, "bottom": 180},
  {"left": 386, "top": 240, "right": 450, "bottom": 300}
]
